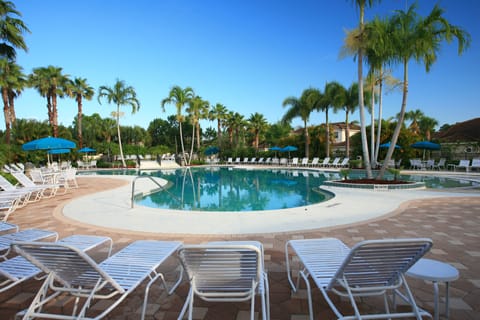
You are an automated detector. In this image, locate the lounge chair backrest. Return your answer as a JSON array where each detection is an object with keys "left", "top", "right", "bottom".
[
  {"left": 322, "top": 157, "right": 330, "bottom": 165},
  {"left": 178, "top": 244, "right": 262, "bottom": 299},
  {"left": 459, "top": 159, "right": 470, "bottom": 167},
  {"left": 311, "top": 158, "right": 319, "bottom": 165},
  {"left": 331, "top": 238, "right": 432, "bottom": 290},
  {"left": 471, "top": 158, "right": 480, "bottom": 167},
  {"left": 0, "top": 175, "right": 15, "bottom": 191}
]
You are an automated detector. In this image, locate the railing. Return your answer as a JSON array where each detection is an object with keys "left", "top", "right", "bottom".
[{"left": 131, "top": 175, "right": 174, "bottom": 208}]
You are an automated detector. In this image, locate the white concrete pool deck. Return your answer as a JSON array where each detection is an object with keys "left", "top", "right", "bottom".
[{"left": 63, "top": 172, "right": 480, "bottom": 235}]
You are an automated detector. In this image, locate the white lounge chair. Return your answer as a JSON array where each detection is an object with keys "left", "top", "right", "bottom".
[
  {"left": 11, "top": 171, "right": 59, "bottom": 198},
  {"left": 319, "top": 157, "right": 330, "bottom": 167},
  {"left": 285, "top": 237, "right": 432, "bottom": 320},
  {"left": 0, "top": 235, "right": 112, "bottom": 294},
  {"left": 300, "top": 157, "right": 309, "bottom": 166},
  {"left": 0, "top": 174, "right": 43, "bottom": 203},
  {"left": 178, "top": 241, "right": 270, "bottom": 320},
  {"left": 454, "top": 159, "right": 470, "bottom": 172},
  {"left": 227, "top": 157, "right": 233, "bottom": 164},
  {"left": 13, "top": 240, "right": 182, "bottom": 320},
  {"left": 337, "top": 157, "right": 349, "bottom": 168},
  {"left": 470, "top": 158, "right": 480, "bottom": 171},
  {"left": 433, "top": 158, "right": 445, "bottom": 170},
  {"left": 0, "top": 221, "right": 18, "bottom": 235},
  {"left": 0, "top": 228, "right": 58, "bottom": 258},
  {"left": 310, "top": 157, "right": 319, "bottom": 167},
  {"left": 328, "top": 157, "right": 341, "bottom": 167},
  {"left": 291, "top": 157, "right": 299, "bottom": 166}
]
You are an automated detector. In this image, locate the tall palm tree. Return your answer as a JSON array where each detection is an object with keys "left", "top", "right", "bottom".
[
  {"left": 68, "top": 77, "right": 94, "bottom": 148},
  {"left": 97, "top": 79, "right": 140, "bottom": 167},
  {"left": 378, "top": 3, "right": 471, "bottom": 179},
  {"left": 347, "top": 0, "right": 383, "bottom": 178},
  {"left": 419, "top": 116, "right": 438, "bottom": 141},
  {"left": 404, "top": 109, "right": 424, "bottom": 136},
  {"left": 28, "top": 66, "right": 70, "bottom": 137},
  {"left": 209, "top": 103, "right": 228, "bottom": 143},
  {"left": 0, "top": 0, "right": 30, "bottom": 60},
  {"left": 0, "top": 58, "right": 25, "bottom": 143},
  {"left": 161, "top": 86, "right": 195, "bottom": 166},
  {"left": 248, "top": 112, "right": 268, "bottom": 152},
  {"left": 342, "top": 82, "right": 359, "bottom": 157},
  {"left": 186, "top": 95, "right": 209, "bottom": 160},
  {"left": 282, "top": 88, "right": 321, "bottom": 159},
  {"left": 320, "top": 81, "right": 345, "bottom": 157}
]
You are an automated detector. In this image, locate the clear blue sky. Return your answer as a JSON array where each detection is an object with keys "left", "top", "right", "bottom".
[{"left": 7, "top": 0, "right": 479, "bottom": 132}]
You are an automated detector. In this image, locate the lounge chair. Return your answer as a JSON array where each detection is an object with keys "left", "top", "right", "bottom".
[
  {"left": 0, "top": 234, "right": 112, "bottom": 294},
  {"left": 234, "top": 157, "right": 241, "bottom": 164},
  {"left": 227, "top": 157, "right": 233, "bottom": 164},
  {"left": 432, "top": 158, "right": 445, "bottom": 170},
  {"left": 285, "top": 237, "right": 432, "bottom": 320},
  {"left": 310, "top": 157, "right": 319, "bottom": 167},
  {"left": 328, "top": 157, "right": 341, "bottom": 167},
  {"left": 337, "top": 157, "right": 349, "bottom": 168},
  {"left": 470, "top": 158, "right": 480, "bottom": 171},
  {"left": 11, "top": 171, "right": 59, "bottom": 198},
  {"left": 291, "top": 157, "right": 299, "bottom": 166},
  {"left": 301, "top": 157, "right": 309, "bottom": 166},
  {"left": 454, "top": 159, "right": 470, "bottom": 172},
  {"left": 0, "top": 221, "right": 18, "bottom": 235},
  {"left": 13, "top": 240, "right": 182, "bottom": 320},
  {"left": 0, "top": 228, "right": 58, "bottom": 258},
  {"left": 0, "top": 196, "right": 22, "bottom": 222},
  {"left": 0, "top": 174, "right": 43, "bottom": 203},
  {"left": 178, "top": 241, "right": 270, "bottom": 320},
  {"left": 250, "top": 157, "right": 257, "bottom": 164},
  {"left": 257, "top": 157, "right": 265, "bottom": 165},
  {"left": 319, "top": 157, "right": 330, "bottom": 167}
]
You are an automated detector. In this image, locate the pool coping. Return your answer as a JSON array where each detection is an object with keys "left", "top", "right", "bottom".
[{"left": 62, "top": 173, "right": 480, "bottom": 235}]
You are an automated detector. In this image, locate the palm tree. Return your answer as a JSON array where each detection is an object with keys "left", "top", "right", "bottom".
[
  {"left": 248, "top": 112, "right": 268, "bottom": 152},
  {"left": 378, "top": 3, "right": 471, "bottom": 179},
  {"left": 404, "top": 109, "right": 424, "bottom": 136},
  {"left": 0, "top": 0, "right": 30, "bottom": 60},
  {"left": 97, "top": 79, "right": 140, "bottom": 167},
  {"left": 347, "top": 0, "right": 382, "bottom": 178},
  {"left": 282, "top": 88, "right": 321, "bottom": 159},
  {"left": 68, "top": 77, "right": 94, "bottom": 148},
  {"left": 209, "top": 103, "right": 228, "bottom": 143},
  {"left": 161, "top": 86, "right": 195, "bottom": 166},
  {"left": 320, "top": 81, "right": 345, "bottom": 157},
  {"left": 28, "top": 66, "right": 70, "bottom": 137},
  {"left": 186, "top": 95, "right": 209, "bottom": 160},
  {"left": 419, "top": 116, "right": 438, "bottom": 141},
  {"left": 0, "top": 58, "right": 25, "bottom": 143},
  {"left": 342, "top": 82, "right": 359, "bottom": 157}
]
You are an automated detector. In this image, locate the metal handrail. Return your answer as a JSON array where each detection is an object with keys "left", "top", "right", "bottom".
[{"left": 131, "top": 175, "right": 167, "bottom": 208}]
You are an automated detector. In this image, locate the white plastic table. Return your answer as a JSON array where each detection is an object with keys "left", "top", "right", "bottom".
[{"left": 406, "top": 258, "right": 459, "bottom": 320}]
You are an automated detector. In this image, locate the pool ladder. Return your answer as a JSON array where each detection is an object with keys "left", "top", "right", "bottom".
[{"left": 130, "top": 175, "right": 168, "bottom": 209}]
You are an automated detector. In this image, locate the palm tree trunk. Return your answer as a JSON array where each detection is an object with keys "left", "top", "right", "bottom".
[
  {"left": 2, "top": 88, "right": 10, "bottom": 144},
  {"left": 378, "top": 60, "right": 408, "bottom": 179},
  {"left": 370, "top": 81, "right": 375, "bottom": 168},
  {"left": 179, "top": 121, "right": 186, "bottom": 166},
  {"left": 77, "top": 95, "right": 83, "bottom": 148},
  {"left": 116, "top": 105, "right": 126, "bottom": 167},
  {"left": 304, "top": 120, "right": 310, "bottom": 159},
  {"left": 358, "top": 52, "right": 373, "bottom": 178},
  {"left": 189, "top": 123, "right": 195, "bottom": 166},
  {"left": 196, "top": 123, "right": 201, "bottom": 150},
  {"left": 52, "top": 93, "right": 59, "bottom": 137},
  {"left": 374, "top": 72, "right": 384, "bottom": 165},
  {"left": 325, "top": 110, "right": 330, "bottom": 157},
  {"left": 345, "top": 111, "right": 350, "bottom": 157}
]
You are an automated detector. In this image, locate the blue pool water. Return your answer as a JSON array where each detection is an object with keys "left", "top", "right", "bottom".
[
  {"left": 83, "top": 167, "right": 479, "bottom": 211},
  {"left": 136, "top": 167, "right": 333, "bottom": 211}
]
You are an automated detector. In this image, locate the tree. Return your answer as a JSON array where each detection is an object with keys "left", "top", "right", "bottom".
[
  {"left": 404, "top": 109, "right": 424, "bottom": 135},
  {"left": 209, "top": 103, "right": 228, "bottom": 144},
  {"left": 282, "top": 88, "right": 321, "bottom": 159},
  {"left": 419, "top": 116, "right": 438, "bottom": 141},
  {"left": 186, "top": 95, "right": 209, "bottom": 157},
  {"left": 347, "top": 0, "right": 382, "bottom": 178},
  {"left": 342, "top": 82, "right": 359, "bottom": 157},
  {"left": 97, "top": 79, "right": 140, "bottom": 167},
  {"left": 248, "top": 112, "right": 268, "bottom": 152},
  {"left": 378, "top": 3, "right": 471, "bottom": 179},
  {"left": 28, "top": 66, "right": 70, "bottom": 137},
  {"left": 68, "top": 77, "right": 94, "bottom": 148},
  {"left": 320, "top": 81, "right": 345, "bottom": 157},
  {"left": 161, "top": 86, "right": 194, "bottom": 165},
  {"left": 0, "top": 58, "right": 25, "bottom": 143},
  {"left": 0, "top": 0, "right": 30, "bottom": 60}
]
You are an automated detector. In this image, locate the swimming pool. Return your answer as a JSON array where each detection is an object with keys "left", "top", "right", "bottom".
[{"left": 135, "top": 167, "right": 334, "bottom": 211}]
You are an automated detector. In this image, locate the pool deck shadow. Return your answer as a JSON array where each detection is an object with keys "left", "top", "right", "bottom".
[{"left": 1, "top": 175, "right": 479, "bottom": 319}]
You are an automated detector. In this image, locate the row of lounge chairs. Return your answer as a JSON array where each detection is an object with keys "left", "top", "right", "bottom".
[
  {"left": 0, "top": 222, "right": 435, "bottom": 320},
  {"left": 1, "top": 164, "right": 78, "bottom": 221},
  {"left": 226, "top": 157, "right": 350, "bottom": 168},
  {"left": 409, "top": 158, "right": 480, "bottom": 171}
]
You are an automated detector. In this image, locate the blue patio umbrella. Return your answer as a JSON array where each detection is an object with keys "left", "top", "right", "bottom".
[
  {"left": 269, "top": 146, "right": 282, "bottom": 158},
  {"left": 281, "top": 145, "right": 298, "bottom": 159},
  {"left": 22, "top": 137, "right": 76, "bottom": 151},
  {"left": 379, "top": 142, "right": 401, "bottom": 149},
  {"left": 204, "top": 146, "right": 220, "bottom": 156},
  {"left": 48, "top": 148, "right": 71, "bottom": 154},
  {"left": 411, "top": 141, "right": 440, "bottom": 160},
  {"left": 78, "top": 147, "right": 96, "bottom": 153}
]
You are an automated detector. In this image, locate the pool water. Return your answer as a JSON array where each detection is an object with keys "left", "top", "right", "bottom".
[{"left": 136, "top": 167, "right": 333, "bottom": 211}]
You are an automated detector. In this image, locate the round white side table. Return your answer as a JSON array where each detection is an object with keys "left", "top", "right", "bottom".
[{"left": 406, "top": 258, "right": 459, "bottom": 320}]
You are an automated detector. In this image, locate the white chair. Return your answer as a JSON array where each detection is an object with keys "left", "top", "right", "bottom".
[
  {"left": 337, "top": 157, "right": 349, "bottom": 168},
  {"left": 178, "top": 241, "right": 269, "bottom": 320},
  {"left": 227, "top": 157, "right": 233, "bottom": 164},
  {"left": 11, "top": 171, "right": 59, "bottom": 198},
  {"left": 285, "top": 237, "right": 432, "bottom": 320},
  {"left": 319, "top": 157, "right": 330, "bottom": 167},
  {"left": 250, "top": 157, "right": 257, "bottom": 164},
  {"left": 234, "top": 157, "right": 241, "bottom": 164},
  {"left": 13, "top": 240, "right": 182, "bottom": 320},
  {"left": 470, "top": 158, "right": 480, "bottom": 171},
  {"left": 0, "top": 228, "right": 58, "bottom": 258},
  {"left": 291, "top": 157, "right": 299, "bottom": 166},
  {"left": 0, "top": 234, "right": 112, "bottom": 294},
  {"left": 433, "top": 158, "right": 446, "bottom": 170},
  {"left": 300, "top": 158, "right": 309, "bottom": 166},
  {"left": 454, "top": 159, "right": 471, "bottom": 172},
  {"left": 257, "top": 157, "right": 265, "bottom": 165},
  {"left": 328, "top": 157, "right": 341, "bottom": 167},
  {"left": 310, "top": 157, "right": 319, "bottom": 167}
]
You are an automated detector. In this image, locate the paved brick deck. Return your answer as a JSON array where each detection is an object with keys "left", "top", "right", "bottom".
[{"left": 1, "top": 177, "right": 479, "bottom": 319}]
